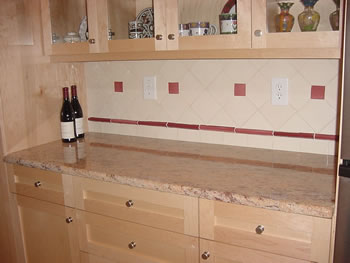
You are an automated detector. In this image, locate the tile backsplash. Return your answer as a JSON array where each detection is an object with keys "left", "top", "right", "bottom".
[{"left": 86, "top": 59, "right": 340, "bottom": 155}]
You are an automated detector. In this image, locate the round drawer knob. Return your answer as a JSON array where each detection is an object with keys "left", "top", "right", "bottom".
[
  {"left": 66, "top": 217, "right": 73, "bottom": 224},
  {"left": 128, "top": 241, "right": 136, "bottom": 249},
  {"left": 88, "top": 38, "right": 96, "bottom": 44},
  {"left": 202, "top": 251, "right": 210, "bottom": 260},
  {"left": 125, "top": 200, "right": 134, "bottom": 207},
  {"left": 168, "top": 34, "right": 175, "bottom": 40},
  {"left": 34, "top": 181, "right": 41, "bottom": 187},
  {"left": 254, "top": 30, "right": 263, "bottom": 37},
  {"left": 255, "top": 225, "right": 265, "bottom": 234},
  {"left": 156, "top": 34, "right": 163, "bottom": 40}
]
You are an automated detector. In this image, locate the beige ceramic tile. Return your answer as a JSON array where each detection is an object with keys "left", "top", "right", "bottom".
[
  {"left": 288, "top": 74, "right": 311, "bottom": 110},
  {"left": 222, "top": 59, "right": 259, "bottom": 83},
  {"left": 299, "top": 139, "right": 329, "bottom": 155},
  {"left": 191, "top": 90, "right": 222, "bottom": 123},
  {"left": 177, "top": 129, "right": 201, "bottom": 143},
  {"left": 189, "top": 60, "right": 225, "bottom": 87},
  {"left": 279, "top": 114, "right": 314, "bottom": 133},
  {"left": 207, "top": 108, "right": 235, "bottom": 127},
  {"left": 242, "top": 111, "right": 273, "bottom": 130},
  {"left": 207, "top": 71, "right": 234, "bottom": 106},
  {"left": 223, "top": 133, "right": 248, "bottom": 147},
  {"left": 199, "top": 130, "right": 225, "bottom": 145},
  {"left": 272, "top": 136, "right": 300, "bottom": 152},
  {"left": 246, "top": 71, "right": 270, "bottom": 108},
  {"left": 246, "top": 134, "right": 273, "bottom": 150},
  {"left": 223, "top": 97, "right": 257, "bottom": 127},
  {"left": 259, "top": 103, "right": 296, "bottom": 130}
]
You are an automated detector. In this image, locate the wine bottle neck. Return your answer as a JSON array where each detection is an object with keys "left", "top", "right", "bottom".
[
  {"left": 63, "top": 87, "right": 69, "bottom": 101},
  {"left": 71, "top": 85, "right": 78, "bottom": 98}
]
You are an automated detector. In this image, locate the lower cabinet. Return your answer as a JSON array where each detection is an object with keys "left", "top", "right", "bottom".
[
  {"left": 76, "top": 210, "right": 199, "bottom": 263},
  {"left": 11, "top": 194, "right": 80, "bottom": 263}
]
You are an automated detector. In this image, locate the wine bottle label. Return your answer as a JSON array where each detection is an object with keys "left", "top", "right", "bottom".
[
  {"left": 75, "top": 118, "right": 84, "bottom": 136},
  {"left": 61, "top": 122, "right": 75, "bottom": 139}
]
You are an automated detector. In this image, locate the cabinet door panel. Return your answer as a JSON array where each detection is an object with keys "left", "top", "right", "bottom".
[
  {"left": 252, "top": 0, "right": 342, "bottom": 52},
  {"left": 73, "top": 176, "right": 198, "bottom": 236},
  {"left": 176, "top": 0, "right": 251, "bottom": 50},
  {"left": 199, "top": 239, "right": 311, "bottom": 263},
  {"left": 12, "top": 195, "right": 80, "bottom": 263},
  {"left": 77, "top": 210, "right": 199, "bottom": 263},
  {"left": 200, "top": 199, "right": 331, "bottom": 263}
]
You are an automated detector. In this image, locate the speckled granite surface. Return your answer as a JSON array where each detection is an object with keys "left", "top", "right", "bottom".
[{"left": 4, "top": 133, "right": 337, "bottom": 218}]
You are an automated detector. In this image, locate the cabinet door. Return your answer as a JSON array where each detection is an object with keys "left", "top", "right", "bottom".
[
  {"left": 105, "top": 0, "right": 167, "bottom": 52},
  {"left": 11, "top": 195, "right": 80, "bottom": 263},
  {"left": 252, "top": 0, "right": 342, "bottom": 57},
  {"left": 172, "top": 0, "right": 251, "bottom": 51},
  {"left": 200, "top": 199, "right": 331, "bottom": 263},
  {"left": 77, "top": 210, "right": 199, "bottom": 263},
  {"left": 40, "top": 0, "right": 94, "bottom": 55},
  {"left": 73, "top": 176, "right": 198, "bottom": 237},
  {"left": 199, "top": 239, "right": 311, "bottom": 263}
]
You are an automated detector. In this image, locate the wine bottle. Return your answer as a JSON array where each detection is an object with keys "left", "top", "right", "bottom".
[
  {"left": 71, "top": 85, "right": 84, "bottom": 138},
  {"left": 60, "top": 87, "right": 76, "bottom": 143}
]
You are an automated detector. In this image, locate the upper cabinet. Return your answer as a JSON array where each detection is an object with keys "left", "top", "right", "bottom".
[{"left": 40, "top": 0, "right": 344, "bottom": 60}]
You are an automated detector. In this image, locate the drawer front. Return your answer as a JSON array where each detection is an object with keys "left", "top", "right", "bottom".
[
  {"left": 80, "top": 252, "right": 115, "bottom": 263},
  {"left": 199, "top": 239, "right": 311, "bottom": 263},
  {"left": 77, "top": 210, "right": 199, "bottom": 263},
  {"left": 200, "top": 199, "right": 331, "bottom": 262},
  {"left": 73, "top": 176, "right": 198, "bottom": 236},
  {"left": 8, "top": 164, "right": 73, "bottom": 206}
]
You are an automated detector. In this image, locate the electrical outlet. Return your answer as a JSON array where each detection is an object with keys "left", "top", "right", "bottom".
[
  {"left": 143, "top": 76, "right": 157, "bottom": 100},
  {"left": 272, "top": 78, "right": 288, "bottom": 105}
]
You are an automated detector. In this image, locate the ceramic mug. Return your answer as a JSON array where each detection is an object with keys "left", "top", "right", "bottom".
[
  {"left": 219, "top": 13, "right": 237, "bottom": 34},
  {"left": 128, "top": 21, "right": 144, "bottom": 39},
  {"left": 63, "top": 32, "right": 81, "bottom": 43},
  {"left": 189, "top": 22, "right": 217, "bottom": 36},
  {"left": 179, "top": 23, "right": 190, "bottom": 37}
]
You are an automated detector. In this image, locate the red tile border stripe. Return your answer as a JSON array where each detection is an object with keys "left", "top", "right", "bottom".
[
  {"left": 88, "top": 117, "right": 111, "bottom": 123},
  {"left": 315, "top": 134, "right": 339, "bottom": 140},
  {"left": 200, "top": 125, "right": 235, "bottom": 133},
  {"left": 235, "top": 128, "right": 273, "bottom": 136},
  {"left": 138, "top": 121, "right": 168, "bottom": 127},
  {"left": 167, "top": 122, "right": 200, "bottom": 130},
  {"left": 274, "top": 131, "right": 314, "bottom": 139},
  {"left": 88, "top": 117, "right": 338, "bottom": 141},
  {"left": 111, "top": 119, "right": 138, "bottom": 125}
]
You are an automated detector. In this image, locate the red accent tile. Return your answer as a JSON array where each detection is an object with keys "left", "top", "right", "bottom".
[
  {"left": 200, "top": 125, "right": 235, "bottom": 133},
  {"left": 111, "top": 119, "right": 138, "bottom": 125},
  {"left": 311, "top": 85, "right": 325, "bottom": 100},
  {"left": 138, "top": 121, "right": 168, "bottom": 127},
  {"left": 315, "top": 134, "right": 339, "bottom": 141},
  {"left": 234, "top": 83, "right": 246, "bottom": 96},
  {"left": 167, "top": 122, "right": 199, "bottom": 130},
  {"left": 168, "top": 82, "right": 179, "bottom": 94},
  {"left": 235, "top": 128, "right": 273, "bottom": 136},
  {"left": 274, "top": 131, "right": 314, "bottom": 139},
  {"left": 114, "top": 81, "right": 123, "bottom": 92},
  {"left": 88, "top": 117, "right": 111, "bottom": 123}
]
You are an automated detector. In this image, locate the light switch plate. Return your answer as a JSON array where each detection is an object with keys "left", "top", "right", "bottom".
[
  {"left": 272, "top": 78, "right": 288, "bottom": 105},
  {"left": 144, "top": 76, "right": 157, "bottom": 100}
]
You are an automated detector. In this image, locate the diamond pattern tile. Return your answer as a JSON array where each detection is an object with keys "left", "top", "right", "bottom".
[{"left": 85, "top": 59, "right": 339, "bottom": 155}]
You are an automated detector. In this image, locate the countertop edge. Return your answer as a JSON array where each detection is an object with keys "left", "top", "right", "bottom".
[{"left": 4, "top": 156, "right": 334, "bottom": 219}]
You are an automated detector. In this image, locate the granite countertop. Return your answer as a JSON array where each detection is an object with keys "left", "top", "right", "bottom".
[{"left": 4, "top": 132, "right": 337, "bottom": 218}]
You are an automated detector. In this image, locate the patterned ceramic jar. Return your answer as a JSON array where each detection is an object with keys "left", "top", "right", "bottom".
[
  {"left": 219, "top": 13, "right": 237, "bottom": 34},
  {"left": 189, "top": 22, "right": 217, "bottom": 36}
]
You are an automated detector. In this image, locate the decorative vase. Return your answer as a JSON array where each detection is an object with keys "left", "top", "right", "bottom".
[
  {"left": 329, "top": 0, "right": 340, "bottom": 31},
  {"left": 298, "top": 0, "right": 320, "bottom": 32},
  {"left": 275, "top": 2, "right": 295, "bottom": 32}
]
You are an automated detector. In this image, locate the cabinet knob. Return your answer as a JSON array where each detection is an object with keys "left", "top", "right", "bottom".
[
  {"left": 66, "top": 217, "right": 73, "bottom": 224},
  {"left": 34, "top": 181, "right": 41, "bottom": 187},
  {"left": 125, "top": 200, "right": 134, "bottom": 207},
  {"left": 254, "top": 30, "right": 263, "bottom": 37},
  {"left": 255, "top": 225, "right": 264, "bottom": 234},
  {"left": 202, "top": 251, "right": 210, "bottom": 260},
  {"left": 128, "top": 241, "right": 136, "bottom": 249},
  {"left": 88, "top": 38, "right": 96, "bottom": 44},
  {"left": 168, "top": 34, "right": 175, "bottom": 40},
  {"left": 156, "top": 34, "right": 163, "bottom": 40}
]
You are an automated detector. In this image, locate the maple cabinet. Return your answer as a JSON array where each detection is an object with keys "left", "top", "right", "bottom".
[
  {"left": 7, "top": 163, "right": 334, "bottom": 263},
  {"left": 11, "top": 195, "right": 80, "bottom": 263},
  {"left": 40, "top": 0, "right": 343, "bottom": 59},
  {"left": 200, "top": 199, "right": 332, "bottom": 263}
]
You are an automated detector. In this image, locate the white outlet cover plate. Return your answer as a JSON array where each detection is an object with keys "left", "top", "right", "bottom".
[
  {"left": 143, "top": 76, "right": 157, "bottom": 100},
  {"left": 272, "top": 78, "right": 288, "bottom": 106}
]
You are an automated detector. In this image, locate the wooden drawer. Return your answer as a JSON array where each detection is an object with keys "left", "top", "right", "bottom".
[
  {"left": 80, "top": 252, "right": 115, "bottom": 263},
  {"left": 77, "top": 210, "right": 199, "bottom": 263},
  {"left": 199, "top": 239, "right": 311, "bottom": 263},
  {"left": 200, "top": 199, "right": 331, "bottom": 263},
  {"left": 8, "top": 164, "right": 74, "bottom": 206},
  {"left": 73, "top": 176, "right": 198, "bottom": 236}
]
